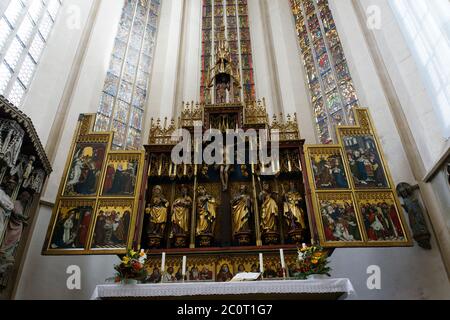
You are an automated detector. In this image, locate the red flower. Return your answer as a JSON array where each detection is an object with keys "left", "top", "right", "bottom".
[{"left": 132, "top": 261, "right": 143, "bottom": 271}]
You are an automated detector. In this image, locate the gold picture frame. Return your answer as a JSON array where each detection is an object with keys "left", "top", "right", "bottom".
[
  {"left": 62, "top": 140, "right": 109, "bottom": 197},
  {"left": 305, "top": 146, "right": 350, "bottom": 190},
  {"left": 101, "top": 153, "right": 142, "bottom": 197},
  {"left": 355, "top": 191, "right": 409, "bottom": 246},
  {"left": 43, "top": 114, "right": 145, "bottom": 255},
  {"left": 314, "top": 192, "right": 365, "bottom": 247},
  {"left": 304, "top": 108, "right": 412, "bottom": 248},
  {"left": 88, "top": 199, "right": 135, "bottom": 253},
  {"left": 44, "top": 199, "right": 96, "bottom": 254}
]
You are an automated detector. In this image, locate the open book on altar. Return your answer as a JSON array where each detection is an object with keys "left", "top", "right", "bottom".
[{"left": 230, "top": 272, "right": 262, "bottom": 282}]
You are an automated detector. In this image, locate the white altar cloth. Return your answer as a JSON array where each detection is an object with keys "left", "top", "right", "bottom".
[{"left": 91, "top": 278, "right": 355, "bottom": 300}]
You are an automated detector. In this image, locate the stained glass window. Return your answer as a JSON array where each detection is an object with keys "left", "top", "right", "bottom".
[
  {"left": 0, "top": 0, "right": 62, "bottom": 107},
  {"left": 200, "top": 0, "right": 256, "bottom": 104},
  {"left": 291, "top": 0, "right": 359, "bottom": 144},
  {"left": 95, "top": 0, "right": 161, "bottom": 150}
]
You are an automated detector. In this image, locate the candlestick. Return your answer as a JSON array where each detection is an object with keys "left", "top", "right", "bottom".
[
  {"left": 161, "top": 252, "right": 166, "bottom": 273},
  {"left": 182, "top": 256, "right": 187, "bottom": 281},
  {"left": 259, "top": 253, "right": 264, "bottom": 276}
]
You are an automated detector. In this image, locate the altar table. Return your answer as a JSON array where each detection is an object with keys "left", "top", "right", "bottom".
[{"left": 91, "top": 278, "right": 355, "bottom": 300}]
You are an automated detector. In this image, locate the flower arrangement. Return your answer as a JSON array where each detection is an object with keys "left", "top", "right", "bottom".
[
  {"left": 111, "top": 249, "right": 149, "bottom": 283},
  {"left": 293, "top": 243, "right": 331, "bottom": 280}
]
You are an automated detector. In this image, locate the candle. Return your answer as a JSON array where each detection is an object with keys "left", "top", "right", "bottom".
[
  {"left": 288, "top": 158, "right": 292, "bottom": 172},
  {"left": 161, "top": 252, "right": 166, "bottom": 273},
  {"left": 183, "top": 164, "right": 187, "bottom": 176},
  {"left": 259, "top": 253, "right": 264, "bottom": 274},
  {"left": 279, "top": 249, "right": 286, "bottom": 270},
  {"left": 182, "top": 256, "right": 187, "bottom": 279}
]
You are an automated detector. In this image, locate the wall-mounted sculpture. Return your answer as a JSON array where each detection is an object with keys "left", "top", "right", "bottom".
[
  {"left": 0, "top": 96, "right": 52, "bottom": 298},
  {"left": 396, "top": 183, "right": 432, "bottom": 250}
]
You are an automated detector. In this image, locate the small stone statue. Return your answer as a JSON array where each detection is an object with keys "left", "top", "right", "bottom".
[{"left": 396, "top": 183, "right": 431, "bottom": 250}]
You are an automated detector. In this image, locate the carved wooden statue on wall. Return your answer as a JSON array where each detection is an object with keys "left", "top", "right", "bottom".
[
  {"left": 396, "top": 183, "right": 431, "bottom": 249},
  {"left": 0, "top": 97, "right": 51, "bottom": 298}
]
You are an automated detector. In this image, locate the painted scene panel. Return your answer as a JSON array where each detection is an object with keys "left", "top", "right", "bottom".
[
  {"left": 91, "top": 203, "right": 132, "bottom": 249},
  {"left": 342, "top": 135, "right": 388, "bottom": 189},
  {"left": 49, "top": 202, "right": 94, "bottom": 249},
  {"left": 63, "top": 142, "right": 107, "bottom": 196},
  {"left": 317, "top": 194, "right": 362, "bottom": 243},
  {"left": 102, "top": 155, "right": 139, "bottom": 196},
  {"left": 357, "top": 193, "right": 406, "bottom": 242},
  {"left": 308, "top": 147, "right": 349, "bottom": 189}
]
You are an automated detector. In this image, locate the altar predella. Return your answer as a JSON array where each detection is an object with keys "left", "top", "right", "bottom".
[{"left": 42, "top": 5, "right": 412, "bottom": 281}]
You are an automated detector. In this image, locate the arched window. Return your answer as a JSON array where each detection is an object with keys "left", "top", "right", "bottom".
[
  {"left": 0, "top": 0, "right": 62, "bottom": 107},
  {"left": 290, "top": 0, "right": 359, "bottom": 144},
  {"left": 390, "top": 0, "right": 450, "bottom": 138},
  {"left": 94, "top": 0, "right": 161, "bottom": 150}
]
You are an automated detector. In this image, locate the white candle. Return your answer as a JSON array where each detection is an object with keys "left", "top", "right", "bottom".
[
  {"left": 259, "top": 253, "right": 264, "bottom": 274},
  {"left": 279, "top": 249, "right": 286, "bottom": 269},
  {"left": 161, "top": 252, "right": 166, "bottom": 272},
  {"left": 182, "top": 256, "right": 187, "bottom": 277}
]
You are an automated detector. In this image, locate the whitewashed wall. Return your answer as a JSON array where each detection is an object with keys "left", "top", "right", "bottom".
[{"left": 11, "top": 0, "right": 450, "bottom": 299}]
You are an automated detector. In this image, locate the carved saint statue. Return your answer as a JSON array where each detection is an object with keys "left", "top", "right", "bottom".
[
  {"left": 171, "top": 185, "right": 192, "bottom": 236},
  {"left": 283, "top": 181, "right": 306, "bottom": 232},
  {"left": 231, "top": 185, "right": 252, "bottom": 235},
  {"left": 0, "top": 191, "right": 30, "bottom": 259},
  {"left": 0, "top": 179, "right": 16, "bottom": 244},
  {"left": 146, "top": 185, "right": 169, "bottom": 236},
  {"left": 259, "top": 181, "right": 279, "bottom": 233},
  {"left": 396, "top": 183, "right": 431, "bottom": 249},
  {"left": 196, "top": 186, "right": 217, "bottom": 236}
]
